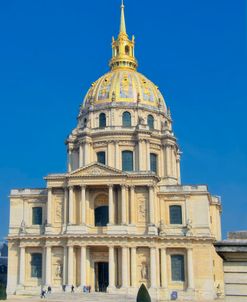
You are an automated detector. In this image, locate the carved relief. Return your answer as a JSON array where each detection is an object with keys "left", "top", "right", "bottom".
[
  {"left": 137, "top": 195, "right": 147, "bottom": 223},
  {"left": 52, "top": 247, "right": 63, "bottom": 285},
  {"left": 53, "top": 194, "right": 64, "bottom": 224}
]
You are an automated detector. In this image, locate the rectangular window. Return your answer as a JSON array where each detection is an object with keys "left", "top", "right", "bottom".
[
  {"left": 122, "top": 151, "right": 133, "bottom": 171},
  {"left": 169, "top": 205, "right": 182, "bottom": 224},
  {"left": 150, "top": 153, "right": 157, "bottom": 173},
  {"left": 31, "top": 253, "right": 42, "bottom": 278},
  {"left": 32, "top": 207, "right": 42, "bottom": 225},
  {"left": 97, "top": 151, "right": 106, "bottom": 165},
  {"left": 171, "top": 255, "right": 185, "bottom": 281}
]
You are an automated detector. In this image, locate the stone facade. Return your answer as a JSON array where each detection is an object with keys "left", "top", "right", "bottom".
[
  {"left": 7, "top": 2, "right": 224, "bottom": 301},
  {"left": 215, "top": 232, "right": 247, "bottom": 302}
]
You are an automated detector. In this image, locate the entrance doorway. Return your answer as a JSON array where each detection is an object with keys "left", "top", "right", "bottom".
[{"left": 95, "top": 262, "right": 109, "bottom": 292}]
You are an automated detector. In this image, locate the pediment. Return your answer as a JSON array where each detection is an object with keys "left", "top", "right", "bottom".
[{"left": 68, "top": 163, "right": 125, "bottom": 177}]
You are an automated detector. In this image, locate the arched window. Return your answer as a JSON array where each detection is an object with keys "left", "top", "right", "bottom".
[
  {"left": 122, "top": 111, "right": 131, "bottom": 127},
  {"left": 171, "top": 255, "right": 185, "bottom": 281},
  {"left": 125, "top": 45, "right": 130, "bottom": 55},
  {"left": 95, "top": 206, "right": 109, "bottom": 226},
  {"left": 122, "top": 150, "right": 133, "bottom": 171},
  {"left": 169, "top": 205, "right": 182, "bottom": 224},
  {"left": 150, "top": 153, "right": 157, "bottom": 173},
  {"left": 97, "top": 151, "right": 106, "bottom": 165},
  {"left": 147, "top": 114, "right": 154, "bottom": 130},
  {"left": 32, "top": 207, "right": 42, "bottom": 225},
  {"left": 31, "top": 253, "right": 42, "bottom": 278},
  {"left": 99, "top": 113, "right": 106, "bottom": 128}
]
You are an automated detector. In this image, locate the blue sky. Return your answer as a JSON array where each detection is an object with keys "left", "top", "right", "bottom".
[{"left": 0, "top": 0, "right": 246, "bottom": 240}]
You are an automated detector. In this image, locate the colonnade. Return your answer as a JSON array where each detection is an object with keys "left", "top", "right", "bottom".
[
  {"left": 18, "top": 245, "right": 194, "bottom": 290},
  {"left": 67, "top": 139, "right": 181, "bottom": 183},
  {"left": 47, "top": 184, "right": 156, "bottom": 226}
]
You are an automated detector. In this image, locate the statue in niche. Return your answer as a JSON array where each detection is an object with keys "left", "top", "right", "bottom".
[
  {"left": 55, "top": 262, "right": 63, "bottom": 278},
  {"left": 141, "top": 263, "right": 148, "bottom": 280},
  {"left": 159, "top": 219, "right": 166, "bottom": 236},
  {"left": 138, "top": 115, "right": 145, "bottom": 126},
  {"left": 19, "top": 220, "right": 26, "bottom": 234},
  {"left": 186, "top": 219, "right": 193, "bottom": 236}
]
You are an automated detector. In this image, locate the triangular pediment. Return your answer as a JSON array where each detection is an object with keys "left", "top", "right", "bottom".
[{"left": 68, "top": 162, "right": 126, "bottom": 177}]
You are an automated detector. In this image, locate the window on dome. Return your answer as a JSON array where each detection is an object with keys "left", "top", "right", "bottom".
[
  {"left": 148, "top": 115, "right": 154, "bottom": 130},
  {"left": 31, "top": 253, "right": 42, "bottom": 278},
  {"left": 122, "top": 111, "right": 131, "bottom": 127},
  {"left": 122, "top": 150, "right": 133, "bottom": 171},
  {"left": 150, "top": 153, "right": 157, "bottom": 173},
  {"left": 99, "top": 113, "right": 106, "bottom": 128},
  {"left": 95, "top": 206, "right": 109, "bottom": 226},
  {"left": 97, "top": 151, "right": 106, "bottom": 165},
  {"left": 32, "top": 207, "right": 42, "bottom": 225},
  {"left": 125, "top": 45, "right": 130, "bottom": 55},
  {"left": 171, "top": 255, "right": 185, "bottom": 281},
  {"left": 169, "top": 205, "right": 182, "bottom": 225}
]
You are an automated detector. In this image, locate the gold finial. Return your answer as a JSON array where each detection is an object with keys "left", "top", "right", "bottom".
[
  {"left": 120, "top": 0, "right": 127, "bottom": 35},
  {"left": 109, "top": 1, "right": 138, "bottom": 71}
]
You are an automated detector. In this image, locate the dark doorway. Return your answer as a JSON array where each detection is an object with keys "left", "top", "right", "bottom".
[{"left": 95, "top": 262, "right": 109, "bottom": 292}]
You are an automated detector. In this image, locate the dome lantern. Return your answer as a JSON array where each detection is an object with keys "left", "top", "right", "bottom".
[{"left": 109, "top": 0, "right": 138, "bottom": 71}]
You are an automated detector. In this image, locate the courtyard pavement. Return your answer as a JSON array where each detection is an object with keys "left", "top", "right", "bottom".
[{"left": 5, "top": 292, "right": 225, "bottom": 302}]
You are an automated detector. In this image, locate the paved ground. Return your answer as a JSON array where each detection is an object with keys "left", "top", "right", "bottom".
[{"left": 5, "top": 292, "right": 225, "bottom": 302}]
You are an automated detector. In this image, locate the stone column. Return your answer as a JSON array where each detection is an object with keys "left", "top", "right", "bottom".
[
  {"left": 63, "top": 246, "right": 67, "bottom": 285},
  {"left": 45, "top": 246, "right": 52, "bottom": 286},
  {"left": 68, "top": 186, "right": 74, "bottom": 225},
  {"left": 68, "top": 246, "right": 74, "bottom": 286},
  {"left": 79, "top": 144, "right": 83, "bottom": 167},
  {"left": 47, "top": 188, "right": 52, "bottom": 225},
  {"left": 130, "top": 186, "right": 135, "bottom": 225},
  {"left": 138, "top": 140, "right": 143, "bottom": 171},
  {"left": 148, "top": 186, "right": 155, "bottom": 225},
  {"left": 68, "top": 149, "right": 72, "bottom": 172},
  {"left": 63, "top": 187, "right": 68, "bottom": 225},
  {"left": 81, "top": 185, "right": 86, "bottom": 225},
  {"left": 108, "top": 246, "right": 115, "bottom": 288},
  {"left": 165, "top": 145, "right": 171, "bottom": 177},
  {"left": 176, "top": 154, "right": 181, "bottom": 184},
  {"left": 150, "top": 247, "right": 157, "bottom": 288},
  {"left": 122, "top": 247, "right": 128, "bottom": 288},
  {"left": 146, "top": 140, "right": 150, "bottom": 171},
  {"left": 108, "top": 185, "right": 114, "bottom": 225},
  {"left": 121, "top": 185, "right": 127, "bottom": 225},
  {"left": 19, "top": 246, "right": 25, "bottom": 285},
  {"left": 160, "top": 145, "right": 165, "bottom": 178},
  {"left": 80, "top": 246, "right": 86, "bottom": 287},
  {"left": 187, "top": 248, "right": 194, "bottom": 289},
  {"left": 160, "top": 248, "right": 167, "bottom": 288},
  {"left": 115, "top": 141, "right": 119, "bottom": 169},
  {"left": 130, "top": 247, "right": 137, "bottom": 287}
]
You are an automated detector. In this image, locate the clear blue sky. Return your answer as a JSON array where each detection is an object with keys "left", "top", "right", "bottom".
[{"left": 0, "top": 0, "right": 246, "bottom": 240}]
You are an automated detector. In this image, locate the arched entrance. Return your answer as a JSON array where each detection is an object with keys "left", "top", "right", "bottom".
[{"left": 94, "top": 194, "right": 109, "bottom": 227}]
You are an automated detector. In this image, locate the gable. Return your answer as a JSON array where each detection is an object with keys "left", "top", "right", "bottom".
[{"left": 68, "top": 162, "right": 125, "bottom": 177}]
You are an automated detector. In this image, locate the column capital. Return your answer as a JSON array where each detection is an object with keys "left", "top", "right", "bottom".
[
  {"left": 108, "top": 184, "right": 114, "bottom": 188},
  {"left": 80, "top": 184, "right": 86, "bottom": 189}
]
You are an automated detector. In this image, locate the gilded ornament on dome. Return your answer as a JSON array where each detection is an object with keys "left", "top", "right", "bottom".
[
  {"left": 120, "top": 73, "right": 133, "bottom": 98},
  {"left": 141, "top": 78, "right": 154, "bottom": 102},
  {"left": 98, "top": 75, "right": 112, "bottom": 100}
]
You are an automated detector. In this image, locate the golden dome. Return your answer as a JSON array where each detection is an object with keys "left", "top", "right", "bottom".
[
  {"left": 83, "top": 69, "right": 166, "bottom": 110},
  {"left": 82, "top": 1, "right": 166, "bottom": 111}
]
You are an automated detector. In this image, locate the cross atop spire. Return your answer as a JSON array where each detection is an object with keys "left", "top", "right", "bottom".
[{"left": 119, "top": 0, "right": 127, "bottom": 36}]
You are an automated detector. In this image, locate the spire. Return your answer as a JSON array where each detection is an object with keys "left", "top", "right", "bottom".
[
  {"left": 109, "top": 0, "right": 138, "bottom": 71},
  {"left": 119, "top": 0, "right": 127, "bottom": 35}
]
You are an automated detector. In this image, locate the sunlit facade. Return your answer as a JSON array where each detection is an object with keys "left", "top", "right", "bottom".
[{"left": 7, "top": 2, "right": 224, "bottom": 300}]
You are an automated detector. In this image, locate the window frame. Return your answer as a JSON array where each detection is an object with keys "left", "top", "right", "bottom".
[
  {"left": 169, "top": 205, "right": 183, "bottom": 225},
  {"left": 32, "top": 207, "right": 43, "bottom": 225},
  {"left": 122, "top": 111, "right": 132, "bottom": 127},
  {"left": 122, "top": 150, "right": 134, "bottom": 171},
  {"left": 30, "top": 253, "right": 42, "bottom": 279},
  {"left": 99, "top": 112, "right": 106, "bottom": 128},
  {"left": 147, "top": 114, "right": 154, "bottom": 130},
  {"left": 150, "top": 153, "right": 157, "bottom": 173},
  {"left": 171, "top": 254, "right": 185, "bottom": 282},
  {"left": 97, "top": 151, "right": 106, "bottom": 165},
  {"left": 94, "top": 206, "right": 109, "bottom": 227}
]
